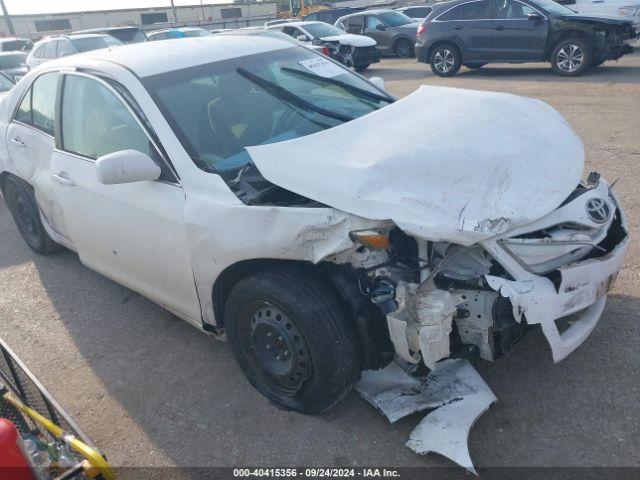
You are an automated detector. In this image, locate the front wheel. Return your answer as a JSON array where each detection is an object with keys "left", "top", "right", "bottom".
[
  {"left": 430, "top": 44, "right": 461, "bottom": 77},
  {"left": 394, "top": 38, "right": 414, "bottom": 58},
  {"left": 354, "top": 63, "right": 371, "bottom": 72},
  {"left": 550, "top": 38, "right": 591, "bottom": 76},
  {"left": 224, "top": 267, "right": 361, "bottom": 414}
]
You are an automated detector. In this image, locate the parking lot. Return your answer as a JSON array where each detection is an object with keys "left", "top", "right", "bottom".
[{"left": 0, "top": 51, "right": 639, "bottom": 476}]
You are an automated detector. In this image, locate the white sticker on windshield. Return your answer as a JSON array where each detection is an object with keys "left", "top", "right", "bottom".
[{"left": 298, "top": 58, "right": 345, "bottom": 78}]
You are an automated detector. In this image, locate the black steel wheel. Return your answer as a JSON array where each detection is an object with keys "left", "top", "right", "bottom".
[
  {"left": 225, "top": 266, "right": 361, "bottom": 414},
  {"left": 2, "top": 175, "right": 61, "bottom": 255}
]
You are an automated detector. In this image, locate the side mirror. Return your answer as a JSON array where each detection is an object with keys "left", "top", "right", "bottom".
[
  {"left": 369, "top": 76, "right": 386, "bottom": 91},
  {"left": 527, "top": 12, "right": 543, "bottom": 20},
  {"left": 376, "top": 23, "right": 386, "bottom": 30},
  {"left": 96, "top": 149, "right": 161, "bottom": 185},
  {"left": 297, "top": 34, "right": 309, "bottom": 42}
]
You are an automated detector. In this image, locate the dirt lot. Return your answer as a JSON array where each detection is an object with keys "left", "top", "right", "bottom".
[{"left": 0, "top": 53, "right": 639, "bottom": 475}]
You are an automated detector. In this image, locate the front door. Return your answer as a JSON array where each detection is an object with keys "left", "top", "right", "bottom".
[
  {"left": 49, "top": 73, "right": 201, "bottom": 322},
  {"left": 491, "top": 0, "right": 548, "bottom": 61},
  {"left": 364, "top": 15, "right": 391, "bottom": 50},
  {"left": 451, "top": 0, "right": 493, "bottom": 63}
]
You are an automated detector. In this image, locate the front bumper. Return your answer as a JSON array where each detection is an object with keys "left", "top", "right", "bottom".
[{"left": 482, "top": 182, "right": 629, "bottom": 362}]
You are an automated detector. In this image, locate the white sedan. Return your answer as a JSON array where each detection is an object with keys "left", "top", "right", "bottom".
[{"left": 0, "top": 36, "right": 629, "bottom": 418}]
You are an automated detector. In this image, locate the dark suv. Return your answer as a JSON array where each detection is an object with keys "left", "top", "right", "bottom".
[{"left": 415, "top": 0, "right": 638, "bottom": 76}]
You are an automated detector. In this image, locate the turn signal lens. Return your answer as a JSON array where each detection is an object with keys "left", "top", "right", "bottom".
[
  {"left": 322, "top": 46, "right": 330, "bottom": 56},
  {"left": 417, "top": 24, "right": 426, "bottom": 35},
  {"left": 350, "top": 230, "right": 390, "bottom": 250}
]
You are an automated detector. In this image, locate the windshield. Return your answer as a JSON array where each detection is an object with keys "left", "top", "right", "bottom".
[
  {"left": 0, "top": 53, "right": 26, "bottom": 68},
  {"left": 71, "top": 36, "right": 122, "bottom": 53},
  {"left": 378, "top": 11, "right": 414, "bottom": 26},
  {"left": 531, "top": 0, "right": 575, "bottom": 14},
  {"left": 0, "top": 74, "right": 13, "bottom": 91},
  {"left": 143, "top": 47, "right": 392, "bottom": 176},
  {"left": 303, "top": 23, "right": 345, "bottom": 38},
  {"left": 183, "top": 29, "right": 212, "bottom": 37}
]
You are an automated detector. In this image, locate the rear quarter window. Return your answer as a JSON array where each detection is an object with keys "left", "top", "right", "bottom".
[{"left": 436, "top": 5, "right": 462, "bottom": 20}]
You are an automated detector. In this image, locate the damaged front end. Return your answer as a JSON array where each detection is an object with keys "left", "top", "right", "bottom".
[{"left": 337, "top": 174, "right": 628, "bottom": 371}]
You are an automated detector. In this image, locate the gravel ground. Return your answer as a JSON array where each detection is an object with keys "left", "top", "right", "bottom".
[{"left": 0, "top": 52, "right": 638, "bottom": 476}]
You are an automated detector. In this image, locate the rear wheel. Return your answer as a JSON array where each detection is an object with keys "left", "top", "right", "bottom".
[
  {"left": 394, "top": 38, "right": 414, "bottom": 58},
  {"left": 550, "top": 38, "right": 591, "bottom": 76},
  {"left": 2, "top": 175, "right": 61, "bottom": 255},
  {"left": 430, "top": 44, "right": 461, "bottom": 77},
  {"left": 224, "top": 266, "right": 361, "bottom": 414}
]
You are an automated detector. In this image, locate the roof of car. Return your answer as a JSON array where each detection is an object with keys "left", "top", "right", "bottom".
[
  {"left": 271, "top": 21, "right": 327, "bottom": 27},
  {"left": 38, "top": 33, "right": 111, "bottom": 43},
  {"left": 44, "top": 35, "right": 294, "bottom": 78},
  {"left": 0, "top": 51, "right": 27, "bottom": 56}
]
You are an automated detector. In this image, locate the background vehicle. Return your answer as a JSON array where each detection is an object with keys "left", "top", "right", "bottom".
[
  {"left": 147, "top": 27, "right": 212, "bottom": 41},
  {"left": 0, "top": 38, "right": 33, "bottom": 52},
  {"left": 264, "top": 18, "right": 298, "bottom": 26},
  {"left": 395, "top": 5, "right": 433, "bottom": 20},
  {"left": 415, "top": 0, "right": 638, "bottom": 76},
  {"left": 303, "top": 7, "right": 365, "bottom": 24},
  {"left": 74, "top": 26, "right": 148, "bottom": 43},
  {"left": 26, "top": 34, "right": 122, "bottom": 69},
  {"left": 0, "top": 52, "right": 28, "bottom": 82},
  {"left": 618, "top": 4, "right": 640, "bottom": 26},
  {"left": 269, "top": 21, "right": 379, "bottom": 71},
  {"left": 335, "top": 9, "right": 421, "bottom": 57},
  {"left": 555, "top": 0, "right": 640, "bottom": 22},
  {"left": 0, "top": 72, "right": 15, "bottom": 98}
]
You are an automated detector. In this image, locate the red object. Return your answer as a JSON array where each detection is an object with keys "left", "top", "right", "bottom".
[
  {"left": 0, "top": 419, "right": 37, "bottom": 480},
  {"left": 417, "top": 24, "right": 426, "bottom": 35},
  {"left": 322, "top": 46, "right": 330, "bottom": 57}
]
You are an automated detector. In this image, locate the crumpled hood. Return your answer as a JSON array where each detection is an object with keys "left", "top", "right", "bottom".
[
  {"left": 247, "top": 86, "right": 584, "bottom": 246},
  {"left": 320, "top": 33, "right": 377, "bottom": 47},
  {"left": 560, "top": 13, "right": 636, "bottom": 26}
]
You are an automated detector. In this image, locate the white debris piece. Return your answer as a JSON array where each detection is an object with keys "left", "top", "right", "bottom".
[{"left": 356, "top": 359, "right": 496, "bottom": 474}]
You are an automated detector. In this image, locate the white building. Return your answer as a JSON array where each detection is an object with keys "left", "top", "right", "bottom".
[{"left": 0, "top": 2, "right": 278, "bottom": 39}]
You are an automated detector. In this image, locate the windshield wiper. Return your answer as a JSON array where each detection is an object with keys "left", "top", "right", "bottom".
[
  {"left": 281, "top": 66, "right": 393, "bottom": 104},
  {"left": 237, "top": 67, "right": 353, "bottom": 123}
]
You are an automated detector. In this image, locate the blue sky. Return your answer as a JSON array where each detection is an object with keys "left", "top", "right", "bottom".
[{"left": 4, "top": 1, "right": 227, "bottom": 15}]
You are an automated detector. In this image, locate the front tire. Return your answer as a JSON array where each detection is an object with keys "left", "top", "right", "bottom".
[
  {"left": 430, "top": 44, "right": 461, "bottom": 77},
  {"left": 225, "top": 266, "right": 361, "bottom": 414},
  {"left": 2, "top": 175, "right": 61, "bottom": 255},
  {"left": 550, "top": 38, "right": 591, "bottom": 76},
  {"left": 394, "top": 38, "right": 414, "bottom": 58}
]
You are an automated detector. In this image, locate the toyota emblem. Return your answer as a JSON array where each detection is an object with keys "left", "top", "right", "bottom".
[{"left": 585, "top": 198, "right": 611, "bottom": 224}]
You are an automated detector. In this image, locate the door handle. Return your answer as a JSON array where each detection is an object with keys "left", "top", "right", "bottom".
[
  {"left": 494, "top": 25, "right": 505, "bottom": 31},
  {"left": 11, "top": 137, "right": 26, "bottom": 148},
  {"left": 51, "top": 172, "right": 75, "bottom": 187},
  {"left": 453, "top": 25, "right": 464, "bottom": 30}
]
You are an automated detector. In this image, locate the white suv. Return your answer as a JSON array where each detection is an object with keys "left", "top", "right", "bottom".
[
  {"left": 0, "top": 35, "right": 629, "bottom": 414},
  {"left": 26, "top": 33, "right": 121, "bottom": 69}
]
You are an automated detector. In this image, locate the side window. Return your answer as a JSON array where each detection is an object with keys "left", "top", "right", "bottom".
[
  {"left": 61, "top": 75, "right": 158, "bottom": 161},
  {"left": 346, "top": 16, "right": 364, "bottom": 34},
  {"left": 462, "top": 0, "right": 491, "bottom": 19},
  {"left": 43, "top": 41, "right": 58, "bottom": 59},
  {"left": 33, "top": 44, "right": 45, "bottom": 58},
  {"left": 366, "top": 16, "right": 384, "bottom": 29},
  {"left": 15, "top": 73, "right": 59, "bottom": 134},
  {"left": 305, "top": 13, "right": 318, "bottom": 21},
  {"left": 496, "top": 0, "right": 537, "bottom": 18},
  {"left": 437, "top": 5, "right": 462, "bottom": 20},
  {"left": 57, "top": 40, "right": 75, "bottom": 57},
  {"left": 282, "top": 26, "right": 298, "bottom": 38}
]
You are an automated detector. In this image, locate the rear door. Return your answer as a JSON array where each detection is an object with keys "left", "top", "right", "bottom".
[
  {"left": 451, "top": 0, "right": 493, "bottom": 63},
  {"left": 491, "top": 0, "right": 548, "bottom": 61},
  {"left": 5, "top": 72, "right": 69, "bottom": 240}
]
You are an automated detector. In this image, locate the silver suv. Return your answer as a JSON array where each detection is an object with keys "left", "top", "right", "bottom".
[{"left": 26, "top": 34, "right": 121, "bottom": 69}]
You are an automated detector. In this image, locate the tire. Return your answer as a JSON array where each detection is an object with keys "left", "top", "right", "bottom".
[
  {"left": 2, "top": 175, "right": 62, "bottom": 255},
  {"left": 224, "top": 266, "right": 361, "bottom": 414},
  {"left": 394, "top": 38, "right": 414, "bottom": 58},
  {"left": 430, "top": 43, "right": 462, "bottom": 77},
  {"left": 550, "top": 37, "right": 591, "bottom": 76},
  {"left": 354, "top": 63, "right": 370, "bottom": 72},
  {"left": 464, "top": 63, "right": 486, "bottom": 69}
]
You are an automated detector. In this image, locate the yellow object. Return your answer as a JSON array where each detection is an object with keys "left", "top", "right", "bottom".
[
  {"left": 2, "top": 390, "right": 115, "bottom": 480},
  {"left": 350, "top": 230, "right": 391, "bottom": 250}
]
